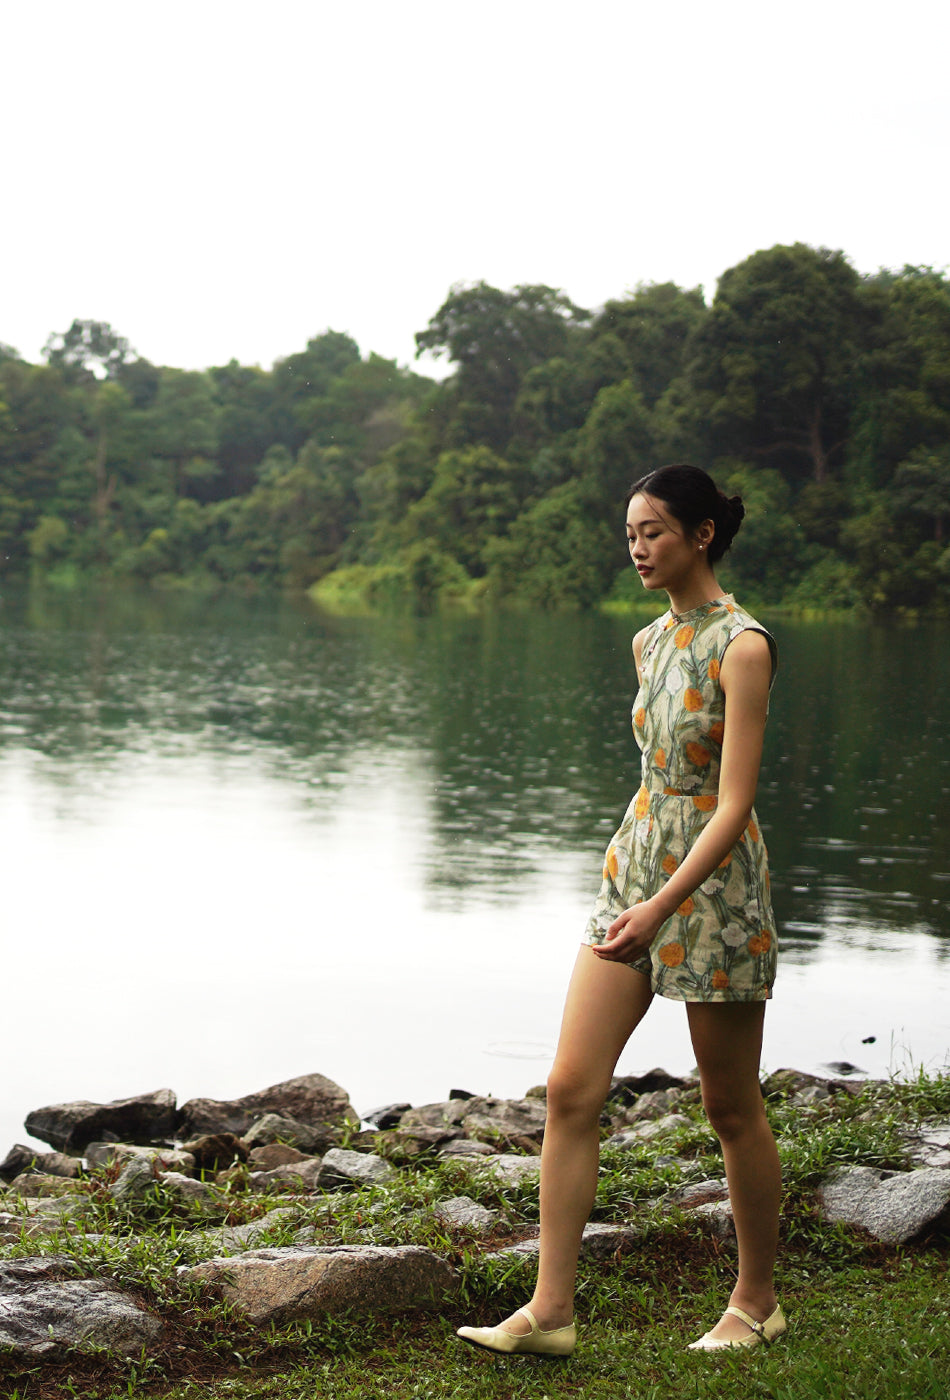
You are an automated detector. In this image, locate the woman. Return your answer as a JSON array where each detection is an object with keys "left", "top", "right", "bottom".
[{"left": 458, "top": 464, "right": 785, "bottom": 1355}]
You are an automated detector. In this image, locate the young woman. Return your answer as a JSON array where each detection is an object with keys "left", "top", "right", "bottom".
[{"left": 458, "top": 464, "right": 785, "bottom": 1355}]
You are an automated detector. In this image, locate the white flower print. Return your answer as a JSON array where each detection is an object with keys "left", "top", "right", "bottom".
[
  {"left": 721, "top": 923, "right": 747, "bottom": 947},
  {"left": 701, "top": 877, "right": 725, "bottom": 896}
]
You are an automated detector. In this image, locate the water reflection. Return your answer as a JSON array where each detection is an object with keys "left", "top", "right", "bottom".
[{"left": 0, "top": 587, "right": 947, "bottom": 1150}]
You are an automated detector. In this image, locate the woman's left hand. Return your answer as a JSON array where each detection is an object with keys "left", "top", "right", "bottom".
[{"left": 593, "top": 898, "right": 666, "bottom": 961}]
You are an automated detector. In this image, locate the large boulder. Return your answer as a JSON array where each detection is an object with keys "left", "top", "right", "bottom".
[
  {"left": 316, "top": 1148, "right": 395, "bottom": 1190},
  {"left": 177, "top": 1074, "right": 357, "bottom": 1141},
  {"left": 0, "top": 1257, "right": 161, "bottom": 1357},
  {"left": 460, "top": 1096, "right": 547, "bottom": 1150},
  {"left": 181, "top": 1244, "right": 458, "bottom": 1323},
  {"left": 0, "top": 1145, "right": 82, "bottom": 1182},
  {"left": 817, "top": 1166, "right": 950, "bottom": 1244},
  {"left": 25, "top": 1089, "right": 177, "bottom": 1155}
]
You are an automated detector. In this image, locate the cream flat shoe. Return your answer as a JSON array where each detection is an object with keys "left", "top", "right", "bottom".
[
  {"left": 688, "top": 1303, "right": 786, "bottom": 1351},
  {"left": 457, "top": 1306, "right": 576, "bottom": 1356}
]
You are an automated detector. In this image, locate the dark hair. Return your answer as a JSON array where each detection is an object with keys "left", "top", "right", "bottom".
[{"left": 625, "top": 464, "right": 745, "bottom": 563}]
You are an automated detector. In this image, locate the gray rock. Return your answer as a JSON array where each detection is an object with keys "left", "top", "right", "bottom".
[
  {"left": 25, "top": 1089, "right": 177, "bottom": 1155},
  {"left": 467, "top": 1154, "right": 542, "bottom": 1188},
  {"left": 904, "top": 1123, "right": 950, "bottom": 1169},
  {"left": 607, "top": 1113, "right": 692, "bottom": 1147},
  {"left": 432, "top": 1196, "right": 498, "bottom": 1233},
  {"left": 177, "top": 1073, "right": 358, "bottom": 1141},
  {"left": 178, "top": 1134, "right": 248, "bottom": 1173},
  {"left": 249, "top": 1158, "right": 324, "bottom": 1191},
  {"left": 159, "top": 1172, "right": 218, "bottom": 1209},
  {"left": 817, "top": 1165, "right": 950, "bottom": 1244},
  {"left": 0, "top": 1145, "right": 83, "bottom": 1182},
  {"left": 399, "top": 1100, "right": 471, "bottom": 1131},
  {"left": 190, "top": 1206, "right": 303, "bottom": 1255},
  {"left": 242, "top": 1114, "right": 324, "bottom": 1153},
  {"left": 687, "top": 1199, "right": 736, "bottom": 1243},
  {"left": 460, "top": 1097, "right": 547, "bottom": 1148},
  {"left": 9, "top": 1173, "right": 80, "bottom": 1198},
  {"left": 668, "top": 1177, "right": 729, "bottom": 1210},
  {"left": 0, "top": 1256, "right": 161, "bottom": 1357},
  {"left": 316, "top": 1148, "right": 395, "bottom": 1190},
  {"left": 438, "top": 1138, "right": 496, "bottom": 1158},
  {"left": 362, "top": 1102, "right": 412, "bottom": 1129},
  {"left": 374, "top": 1125, "right": 458, "bottom": 1159},
  {"left": 791, "top": 1085, "right": 832, "bottom": 1106},
  {"left": 484, "top": 1221, "right": 642, "bottom": 1264},
  {"left": 248, "top": 1143, "right": 309, "bottom": 1170},
  {"left": 86, "top": 1142, "right": 196, "bottom": 1174},
  {"left": 181, "top": 1244, "right": 458, "bottom": 1323},
  {"left": 608, "top": 1069, "right": 694, "bottom": 1109},
  {"left": 110, "top": 1157, "right": 160, "bottom": 1201},
  {"left": 623, "top": 1089, "right": 681, "bottom": 1123}
]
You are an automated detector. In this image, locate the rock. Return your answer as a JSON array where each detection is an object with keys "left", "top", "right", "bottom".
[
  {"left": 623, "top": 1089, "right": 681, "bottom": 1123},
  {"left": 9, "top": 1173, "right": 81, "bottom": 1199},
  {"left": 438, "top": 1139, "right": 496, "bottom": 1158},
  {"left": 179, "top": 1134, "right": 248, "bottom": 1173},
  {"left": 608, "top": 1069, "right": 694, "bottom": 1109},
  {"left": 816, "top": 1166, "right": 950, "bottom": 1244},
  {"left": 524, "top": 1084, "right": 547, "bottom": 1100},
  {"left": 791, "top": 1085, "right": 832, "bottom": 1106},
  {"left": 86, "top": 1142, "right": 196, "bottom": 1174},
  {"left": 0, "top": 1145, "right": 83, "bottom": 1182},
  {"left": 242, "top": 1114, "right": 325, "bottom": 1153},
  {"left": 467, "top": 1154, "right": 542, "bottom": 1188},
  {"left": 459, "top": 1097, "right": 547, "bottom": 1149},
  {"left": 432, "top": 1196, "right": 498, "bottom": 1233},
  {"left": 25, "top": 1089, "right": 177, "bottom": 1155},
  {"left": 399, "top": 1100, "right": 471, "bottom": 1132},
  {"left": 374, "top": 1126, "right": 458, "bottom": 1160},
  {"left": 904, "top": 1123, "right": 950, "bottom": 1170},
  {"left": 316, "top": 1148, "right": 395, "bottom": 1190},
  {"left": 668, "top": 1177, "right": 729, "bottom": 1210},
  {"left": 0, "top": 1256, "right": 161, "bottom": 1357},
  {"left": 177, "top": 1073, "right": 358, "bottom": 1141},
  {"left": 362, "top": 1102, "right": 412, "bottom": 1129},
  {"left": 190, "top": 1206, "right": 303, "bottom": 1254},
  {"left": 110, "top": 1157, "right": 160, "bottom": 1201},
  {"left": 250, "top": 1159, "right": 324, "bottom": 1191},
  {"left": 687, "top": 1199, "right": 736, "bottom": 1243},
  {"left": 484, "top": 1221, "right": 642, "bottom": 1264},
  {"left": 248, "top": 1143, "right": 308, "bottom": 1170},
  {"left": 607, "top": 1114, "right": 692, "bottom": 1147},
  {"left": 159, "top": 1172, "right": 219, "bottom": 1209},
  {"left": 181, "top": 1244, "right": 458, "bottom": 1323}
]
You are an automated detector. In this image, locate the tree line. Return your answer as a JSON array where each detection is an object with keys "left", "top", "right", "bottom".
[{"left": 3, "top": 243, "right": 949, "bottom": 611}]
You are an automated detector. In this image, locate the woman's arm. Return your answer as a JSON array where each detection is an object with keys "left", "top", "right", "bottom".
[{"left": 593, "top": 628, "right": 773, "bottom": 962}]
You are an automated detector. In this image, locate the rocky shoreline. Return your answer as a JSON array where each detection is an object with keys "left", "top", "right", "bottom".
[{"left": 0, "top": 1067, "right": 948, "bottom": 1365}]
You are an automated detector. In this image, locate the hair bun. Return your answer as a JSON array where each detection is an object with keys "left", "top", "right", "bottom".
[{"left": 728, "top": 494, "right": 745, "bottom": 523}]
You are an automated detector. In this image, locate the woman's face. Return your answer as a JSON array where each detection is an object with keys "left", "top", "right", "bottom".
[{"left": 625, "top": 492, "right": 708, "bottom": 592}]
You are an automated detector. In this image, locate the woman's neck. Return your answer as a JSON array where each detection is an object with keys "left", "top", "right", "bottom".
[{"left": 666, "top": 571, "right": 725, "bottom": 617}]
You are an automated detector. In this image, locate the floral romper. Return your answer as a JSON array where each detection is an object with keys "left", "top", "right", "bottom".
[{"left": 583, "top": 595, "right": 778, "bottom": 1002}]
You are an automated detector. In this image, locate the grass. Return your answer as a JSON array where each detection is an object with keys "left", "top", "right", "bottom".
[{"left": 1, "top": 1070, "right": 948, "bottom": 1399}]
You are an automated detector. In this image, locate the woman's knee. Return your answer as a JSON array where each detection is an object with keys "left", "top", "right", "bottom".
[
  {"left": 545, "top": 1061, "right": 608, "bottom": 1126},
  {"left": 702, "top": 1088, "right": 764, "bottom": 1142}
]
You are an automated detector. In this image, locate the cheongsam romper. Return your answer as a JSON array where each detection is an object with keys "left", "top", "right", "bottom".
[{"left": 582, "top": 595, "right": 778, "bottom": 1002}]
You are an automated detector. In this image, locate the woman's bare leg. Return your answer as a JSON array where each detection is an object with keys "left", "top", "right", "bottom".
[
  {"left": 686, "top": 1002, "right": 781, "bottom": 1341},
  {"left": 495, "top": 946, "right": 654, "bottom": 1334}
]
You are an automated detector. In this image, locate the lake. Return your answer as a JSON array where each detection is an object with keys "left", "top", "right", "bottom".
[{"left": 2, "top": 585, "right": 948, "bottom": 1154}]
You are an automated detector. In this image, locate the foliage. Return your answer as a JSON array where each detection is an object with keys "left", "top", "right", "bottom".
[{"left": 5, "top": 253, "right": 950, "bottom": 611}]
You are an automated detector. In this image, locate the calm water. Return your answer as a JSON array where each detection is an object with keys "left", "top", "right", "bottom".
[{"left": 2, "top": 587, "right": 948, "bottom": 1154}]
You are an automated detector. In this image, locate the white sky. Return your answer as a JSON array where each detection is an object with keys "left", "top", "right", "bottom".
[{"left": 3, "top": 0, "right": 948, "bottom": 379}]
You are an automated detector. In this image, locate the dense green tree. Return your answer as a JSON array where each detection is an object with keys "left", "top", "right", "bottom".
[
  {"left": 484, "top": 479, "right": 621, "bottom": 608},
  {"left": 592, "top": 283, "right": 707, "bottom": 407},
  {"left": 688, "top": 245, "right": 865, "bottom": 486},
  {"left": 400, "top": 445, "right": 522, "bottom": 575},
  {"left": 43, "top": 319, "right": 134, "bottom": 383},
  {"left": 416, "top": 282, "right": 590, "bottom": 450}
]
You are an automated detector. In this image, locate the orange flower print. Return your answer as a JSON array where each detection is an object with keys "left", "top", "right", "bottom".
[
  {"left": 677, "top": 896, "right": 695, "bottom": 917},
  {"left": 692, "top": 794, "right": 717, "bottom": 812},
  {"left": 662, "top": 853, "right": 678, "bottom": 876},
  {"left": 659, "top": 942, "right": 686, "bottom": 968},
  {"left": 747, "top": 817, "right": 760, "bottom": 842},
  {"left": 707, "top": 657, "right": 720, "bottom": 680},
  {"left": 708, "top": 721, "right": 725, "bottom": 745},
  {"left": 685, "top": 741, "right": 711, "bottom": 766},
  {"left": 712, "top": 969, "right": 730, "bottom": 990},
  {"left": 719, "top": 850, "right": 733, "bottom": 868},
  {"left": 603, "top": 847, "right": 619, "bottom": 881},
  {"left": 674, "top": 625, "right": 695, "bottom": 649},
  {"left": 684, "top": 687, "right": 704, "bottom": 712},
  {"left": 654, "top": 748, "right": 667, "bottom": 769},
  {"left": 748, "top": 929, "right": 772, "bottom": 956},
  {"left": 634, "top": 707, "right": 646, "bottom": 730},
  {"left": 634, "top": 787, "right": 650, "bottom": 820}
]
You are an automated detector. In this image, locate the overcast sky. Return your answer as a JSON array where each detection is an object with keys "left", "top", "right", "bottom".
[{"left": 3, "top": 0, "right": 947, "bottom": 380}]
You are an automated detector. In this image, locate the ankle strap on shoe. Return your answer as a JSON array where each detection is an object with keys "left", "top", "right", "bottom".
[{"left": 725, "top": 1306, "right": 765, "bottom": 1337}]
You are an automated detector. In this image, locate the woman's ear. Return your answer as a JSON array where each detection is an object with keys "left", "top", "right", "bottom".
[{"left": 696, "top": 519, "right": 715, "bottom": 551}]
